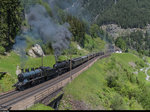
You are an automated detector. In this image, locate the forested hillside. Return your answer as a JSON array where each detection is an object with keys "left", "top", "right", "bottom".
[
  {"left": 0, "top": 0, "right": 23, "bottom": 54},
  {"left": 1, "top": 0, "right": 150, "bottom": 56},
  {"left": 115, "top": 31, "right": 150, "bottom": 56},
  {"left": 1, "top": 1, "right": 150, "bottom": 110},
  {"left": 82, "top": 0, "right": 150, "bottom": 28},
  {"left": 0, "top": 0, "right": 110, "bottom": 56}
]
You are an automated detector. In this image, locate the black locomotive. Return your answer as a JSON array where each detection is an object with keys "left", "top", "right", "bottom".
[{"left": 13, "top": 51, "right": 112, "bottom": 91}]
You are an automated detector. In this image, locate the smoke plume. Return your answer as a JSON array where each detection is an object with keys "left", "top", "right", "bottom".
[
  {"left": 27, "top": 5, "right": 72, "bottom": 60},
  {"left": 13, "top": 35, "right": 28, "bottom": 68},
  {"left": 13, "top": 0, "right": 111, "bottom": 66},
  {"left": 14, "top": 2, "right": 72, "bottom": 65}
]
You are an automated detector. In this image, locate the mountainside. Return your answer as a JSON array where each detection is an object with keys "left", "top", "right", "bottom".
[
  {"left": 2, "top": 0, "right": 150, "bottom": 110},
  {"left": 34, "top": 0, "right": 150, "bottom": 29},
  {"left": 50, "top": 0, "right": 150, "bottom": 57},
  {"left": 81, "top": 0, "right": 150, "bottom": 29},
  {"left": 1, "top": 0, "right": 150, "bottom": 55}
]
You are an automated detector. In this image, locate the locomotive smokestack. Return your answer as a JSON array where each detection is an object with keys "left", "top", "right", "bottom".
[
  {"left": 55, "top": 54, "right": 58, "bottom": 63},
  {"left": 21, "top": 69, "right": 24, "bottom": 73},
  {"left": 25, "top": 68, "right": 29, "bottom": 72},
  {"left": 41, "top": 53, "right": 44, "bottom": 67}
]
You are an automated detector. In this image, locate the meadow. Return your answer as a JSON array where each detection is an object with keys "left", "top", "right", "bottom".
[
  {"left": 0, "top": 52, "right": 56, "bottom": 92},
  {"left": 59, "top": 53, "right": 150, "bottom": 110},
  {"left": 28, "top": 104, "right": 54, "bottom": 110}
]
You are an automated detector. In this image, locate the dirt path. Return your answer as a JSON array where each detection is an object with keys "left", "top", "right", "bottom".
[{"left": 145, "top": 63, "right": 150, "bottom": 81}]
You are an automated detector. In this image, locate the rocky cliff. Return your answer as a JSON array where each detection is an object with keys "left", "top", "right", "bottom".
[{"left": 101, "top": 24, "right": 150, "bottom": 39}]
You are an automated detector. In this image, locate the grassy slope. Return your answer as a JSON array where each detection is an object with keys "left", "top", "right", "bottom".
[
  {"left": 28, "top": 104, "right": 54, "bottom": 110},
  {"left": 146, "top": 57, "right": 150, "bottom": 81},
  {"left": 27, "top": 37, "right": 105, "bottom": 110},
  {"left": 0, "top": 52, "right": 56, "bottom": 93},
  {"left": 0, "top": 41, "right": 89, "bottom": 93},
  {"left": 59, "top": 53, "right": 150, "bottom": 110},
  {"left": 0, "top": 35, "right": 105, "bottom": 109}
]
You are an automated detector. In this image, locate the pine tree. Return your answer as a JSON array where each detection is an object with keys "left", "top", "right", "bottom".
[{"left": 0, "top": 0, "right": 23, "bottom": 52}]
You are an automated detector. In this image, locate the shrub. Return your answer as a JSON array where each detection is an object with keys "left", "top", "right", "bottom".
[
  {"left": 0, "top": 46, "right": 6, "bottom": 55},
  {"left": 106, "top": 72, "right": 118, "bottom": 88},
  {"left": 135, "top": 60, "right": 146, "bottom": 68},
  {"left": 84, "top": 34, "right": 105, "bottom": 52},
  {"left": 110, "top": 94, "right": 128, "bottom": 110},
  {"left": 42, "top": 43, "right": 53, "bottom": 55}
]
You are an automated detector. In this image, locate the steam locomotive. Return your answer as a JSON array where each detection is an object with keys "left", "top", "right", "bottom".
[{"left": 13, "top": 51, "right": 112, "bottom": 91}]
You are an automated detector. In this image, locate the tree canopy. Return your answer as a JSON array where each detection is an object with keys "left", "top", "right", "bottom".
[
  {"left": 81, "top": 0, "right": 150, "bottom": 28},
  {"left": 0, "top": 0, "right": 23, "bottom": 53}
]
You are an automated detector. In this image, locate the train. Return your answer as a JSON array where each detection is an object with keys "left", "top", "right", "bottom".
[{"left": 13, "top": 50, "right": 113, "bottom": 91}]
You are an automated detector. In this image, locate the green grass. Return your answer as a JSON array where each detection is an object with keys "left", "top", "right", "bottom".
[
  {"left": 148, "top": 69, "right": 150, "bottom": 76},
  {"left": 0, "top": 36, "right": 106, "bottom": 94},
  {"left": 147, "top": 57, "right": 150, "bottom": 63},
  {"left": 28, "top": 104, "right": 54, "bottom": 110},
  {"left": 0, "top": 51, "right": 56, "bottom": 93},
  {"left": 0, "top": 73, "right": 16, "bottom": 92},
  {"left": 0, "top": 52, "right": 55, "bottom": 77},
  {"left": 0, "top": 45, "right": 89, "bottom": 93},
  {"left": 59, "top": 53, "right": 150, "bottom": 110},
  {"left": 0, "top": 51, "right": 83, "bottom": 93}
]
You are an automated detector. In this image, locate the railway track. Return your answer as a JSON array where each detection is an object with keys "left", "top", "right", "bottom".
[
  {"left": 0, "top": 53, "right": 111, "bottom": 110},
  {"left": 0, "top": 73, "right": 69, "bottom": 108},
  {"left": 0, "top": 90, "right": 19, "bottom": 100}
]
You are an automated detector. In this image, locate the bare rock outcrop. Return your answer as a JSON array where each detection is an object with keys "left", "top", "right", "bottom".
[
  {"left": 101, "top": 24, "right": 150, "bottom": 39},
  {"left": 28, "top": 44, "right": 45, "bottom": 58}
]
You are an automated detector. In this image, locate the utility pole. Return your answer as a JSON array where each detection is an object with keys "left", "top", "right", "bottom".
[
  {"left": 41, "top": 53, "right": 44, "bottom": 67},
  {"left": 88, "top": 53, "right": 91, "bottom": 68},
  {"left": 70, "top": 54, "right": 72, "bottom": 82},
  {"left": 67, "top": 48, "right": 73, "bottom": 82}
]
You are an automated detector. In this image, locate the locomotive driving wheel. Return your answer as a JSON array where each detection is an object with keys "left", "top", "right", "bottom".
[{"left": 19, "top": 86, "right": 24, "bottom": 91}]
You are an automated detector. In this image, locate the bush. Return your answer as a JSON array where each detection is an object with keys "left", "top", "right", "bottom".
[
  {"left": 115, "top": 37, "right": 127, "bottom": 52},
  {"left": 135, "top": 60, "right": 146, "bottom": 68},
  {"left": 62, "top": 42, "right": 84, "bottom": 56},
  {"left": 0, "top": 73, "right": 16, "bottom": 93},
  {"left": 0, "top": 46, "right": 6, "bottom": 55},
  {"left": 84, "top": 34, "right": 105, "bottom": 52},
  {"left": 110, "top": 94, "right": 128, "bottom": 110},
  {"left": 106, "top": 72, "right": 118, "bottom": 88},
  {"left": 42, "top": 43, "right": 53, "bottom": 55}
]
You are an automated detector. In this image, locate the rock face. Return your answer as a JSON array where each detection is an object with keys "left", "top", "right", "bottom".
[
  {"left": 77, "top": 45, "right": 82, "bottom": 50},
  {"left": 101, "top": 24, "right": 150, "bottom": 39},
  {"left": 28, "top": 44, "right": 45, "bottom": 58}
]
